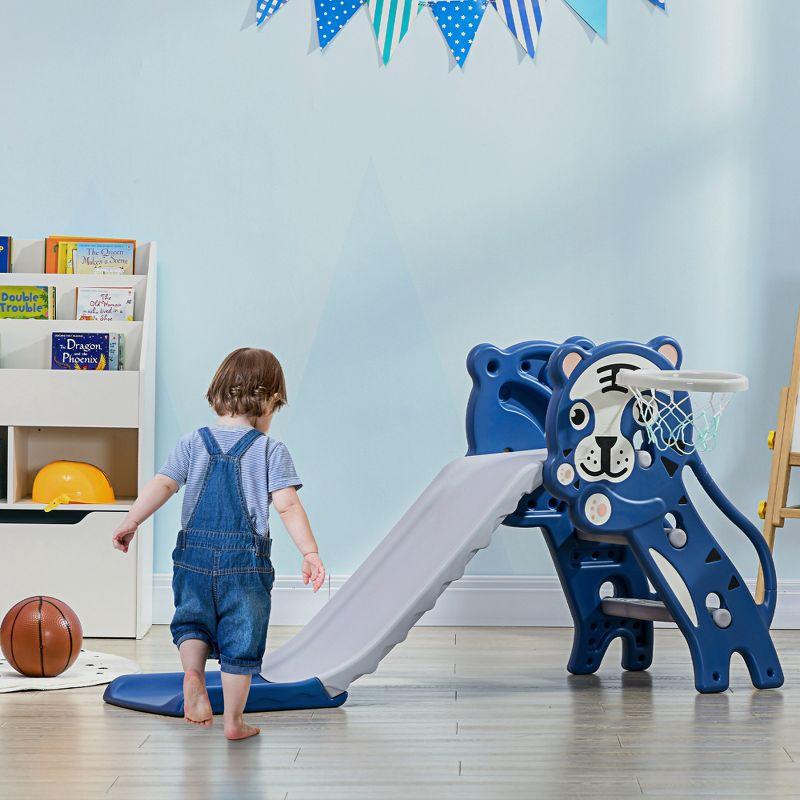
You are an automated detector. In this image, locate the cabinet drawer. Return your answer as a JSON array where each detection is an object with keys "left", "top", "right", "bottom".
[{"left": 0, "top": 511, "right": 136, "bottom": 637}]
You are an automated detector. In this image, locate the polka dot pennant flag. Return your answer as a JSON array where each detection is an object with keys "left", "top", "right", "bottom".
[
  {"left": 256, "top": 0, "right": 290, "bottom": 26},
  {"left": 315, "top": 0, "right": 366, "bottom": 48},
  {"left": 490, "top": 0, "right": 542, "bottom": 58},
  {"left": 367, "top": 0, "right": 422, "bottom": 65},
  {"left": 429, "top": 0, "right": 487, "bottom": 68}
]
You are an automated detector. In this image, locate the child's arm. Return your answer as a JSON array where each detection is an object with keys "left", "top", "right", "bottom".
[
  {"left": 271, "top": 487, "right": 326, "bottom": 593},
  {"left": 112, "top": 475, "right": 179, "bottom": 553}
]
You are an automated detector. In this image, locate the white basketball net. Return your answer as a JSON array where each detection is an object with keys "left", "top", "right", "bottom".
[{"left": 629, "top": 386, "right": 734, "bottom": 456}]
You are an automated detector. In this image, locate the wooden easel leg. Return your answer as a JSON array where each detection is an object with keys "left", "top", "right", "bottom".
[
  {"left": 756, "top": 310, "right": 800, "bottom": 603},
  {"left": 756, "top": 517, "right": 778, "bottom": 604},
  {"left": 756, "top": 388, "right": 790, "bottom": 604}
]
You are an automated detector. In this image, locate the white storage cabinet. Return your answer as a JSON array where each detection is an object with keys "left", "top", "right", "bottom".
[{"left": 0, "top": 240, "right": 157, "bottom": 637}]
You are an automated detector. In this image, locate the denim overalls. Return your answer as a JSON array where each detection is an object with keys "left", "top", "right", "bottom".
[{"left": 170, "top": 427, "right": 275, "bottom": 675}]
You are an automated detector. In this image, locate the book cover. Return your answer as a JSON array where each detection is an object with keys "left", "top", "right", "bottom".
[
  {"left": 57, "top": 241, "right": 78, "bottom": 274},
  {"left": 76, "top": 287, "right": 134, "bottom": 321},
  {"left": 0, "top": 285, "right": 55, "bottom": 319},
  {"left": 0, "top": 237, "right": 11, "bottom": 272},
  {"left": 118, "top": 332, "right": 125, "bottom": 370},
  {"left": 51, "top": 332, "right": 123, "bottom": 370},
  {"left": 0, "top": 430, "right": 6, "bottom": 501},
  {"left": 74, "top": 242, "right": 134, "bottom": 275},
  {"left": 45, "top": 236, "right": 136, "bottom": 274}
]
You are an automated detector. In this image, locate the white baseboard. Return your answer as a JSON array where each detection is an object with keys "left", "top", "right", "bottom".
[{"left": 152, "top": 573, "right": 800, "bottom": 629}]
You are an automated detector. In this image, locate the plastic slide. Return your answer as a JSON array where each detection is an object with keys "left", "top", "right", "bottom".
[{"left": 104, "top": 449, "right": 546, "bottom": 714}]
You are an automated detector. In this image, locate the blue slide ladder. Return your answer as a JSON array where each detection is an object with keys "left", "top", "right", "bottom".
[
  {"left": 466, "top": 337, "right": 783, "bottom": 692},
  {"left": 466, "top": 340, "right": 655, "bottom": 677}
]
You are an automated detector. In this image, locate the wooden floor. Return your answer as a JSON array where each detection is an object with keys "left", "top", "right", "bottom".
[{"left": 1, "top": 625, "right": 800, "bottom": 799}]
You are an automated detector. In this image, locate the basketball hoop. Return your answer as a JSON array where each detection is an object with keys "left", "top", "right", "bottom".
[{"left": 617, "top": 370, "right": 748, "bottom": 455}]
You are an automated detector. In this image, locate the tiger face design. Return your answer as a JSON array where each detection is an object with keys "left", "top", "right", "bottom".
[
  {"left": 545, "top": 338, "right": 681, "bottom": 489},
  {"left": 568, "top": 352, "right": 666, "bottom": 483}
]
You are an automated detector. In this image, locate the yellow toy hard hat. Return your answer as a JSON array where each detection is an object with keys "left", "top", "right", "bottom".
[{"left": 32, "top": 461, "right": 116, "bottom": 511}]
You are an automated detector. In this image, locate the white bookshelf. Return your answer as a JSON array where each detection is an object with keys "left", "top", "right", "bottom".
[{"left": 0, "top": 240, "right": 156, "bottom": 638}]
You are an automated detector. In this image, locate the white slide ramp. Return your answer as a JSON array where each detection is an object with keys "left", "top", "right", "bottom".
[{"left": 261, "top": 449, "right": 546, "bottom": 696}]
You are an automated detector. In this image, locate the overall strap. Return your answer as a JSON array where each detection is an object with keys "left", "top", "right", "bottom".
[
  {"left": 226, "top": 428, "right": 264, "bottom": 459},
  {"left": 198, "top": 427, "right": 222, "bottom": 456},
  {"left": 184, "top": 428, "right": 261, "bottom": 535}
]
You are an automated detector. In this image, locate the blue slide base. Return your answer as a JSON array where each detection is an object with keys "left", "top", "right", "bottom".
[{"left": 103, "top": 672, "right": 347, "bottom": 716}]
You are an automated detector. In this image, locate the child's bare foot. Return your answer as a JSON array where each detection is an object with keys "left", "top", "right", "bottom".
[
  {"left": 183, "top": 669, "right": 213, "bottom": 727},
  {"left": 224, "top": 716, "right": 260, "bottom": 741}
]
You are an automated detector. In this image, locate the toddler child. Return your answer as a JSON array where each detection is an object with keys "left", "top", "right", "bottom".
[{"left": 112, "top": 347, "right": 325, "bottom": 740}]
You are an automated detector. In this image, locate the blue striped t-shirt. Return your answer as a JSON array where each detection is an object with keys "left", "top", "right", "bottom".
[{"left": 159, "top": 425, "right": 302, "bottom": 537}]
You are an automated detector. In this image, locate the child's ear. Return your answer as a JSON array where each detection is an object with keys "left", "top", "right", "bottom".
[
  {"left": 549, "top": 346, "right": 587, "bottom": 388},
  {"left": 648, "top": 336, "right": 682, "bottom": 369}
]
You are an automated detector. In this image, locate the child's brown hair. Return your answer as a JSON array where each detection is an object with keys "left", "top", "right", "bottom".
[{"left": 206, "top": 348, "right": 287, "bottom": 419}]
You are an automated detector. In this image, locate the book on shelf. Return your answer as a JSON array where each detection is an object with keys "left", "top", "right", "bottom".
[
  {"left": 0, "top": 429, "right": 5, "bottom": 502},
  {"left": 0, "top": 285, "right": 56, "bottom": 319},
  {"left": 51, "top": 332, "right": 126, "bottom": 370},
  {"left": 45, "top": 236, "right": 136, "bottom": 274},
  {"left": 76, "top": 287, "right": 134, "bottom": 321},
  {"left": 74, "top": 242, "right": 134, "bottom": 275},
  {"left": 0, "top": 236, "right": 11, "bottom": 272},
  {"left": 57, "top": 241, "right": 78, "bottom": 274}
]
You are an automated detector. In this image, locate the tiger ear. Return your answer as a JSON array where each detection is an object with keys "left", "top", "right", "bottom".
[
  {"left": 658, "top": 343, "right": 679, "bottom": 367},
  {"left": 648, "top": 336, "right": 682, "bottom": 369},
  {"left": 549, "top": 347, "right": 586, "bottom": 387},
  {"left": 562, "top": 352, "right": 583, "bottom": 377}
]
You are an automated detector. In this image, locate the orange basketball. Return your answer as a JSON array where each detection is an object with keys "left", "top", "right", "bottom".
[{"left": 0, "top": 596, "right": 83, "bottom": 677}]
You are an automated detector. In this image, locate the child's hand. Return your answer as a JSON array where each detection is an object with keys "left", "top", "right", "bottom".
[
  {"left": 302, "top": 552, "right": 326, "bottom": 593},
  {"left": 112, "top": 519, "right": 139, "bottom": 553}
]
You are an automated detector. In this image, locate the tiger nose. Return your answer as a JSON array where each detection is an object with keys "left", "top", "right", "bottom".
[{"left": 595, "top": 436, "right": 617, "bottom": 454}]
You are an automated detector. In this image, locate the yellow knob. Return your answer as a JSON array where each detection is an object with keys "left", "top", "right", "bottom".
[
  {"left": 767, "top": 430, "right": 776, "bottom": 449},
  {"left": 758, "top": 500, "right": 767, "bottom": 520}
]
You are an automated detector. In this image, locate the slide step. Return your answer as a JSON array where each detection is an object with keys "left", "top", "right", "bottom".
[
  {"left": 576, "top": 530, "right": 630, "bottom": 545},
  {"left": 601, "top": 597, "right": 674, "bottom": 623}
]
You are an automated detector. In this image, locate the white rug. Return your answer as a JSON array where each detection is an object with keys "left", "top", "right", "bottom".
[{"left": 0, "top": 649, "right": 140, "bottom": 693}]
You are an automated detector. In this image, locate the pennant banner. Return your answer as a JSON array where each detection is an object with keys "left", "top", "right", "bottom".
[
  {"left": 562, "top": 0, "right": 606, "bottom": 38},
  {"left": 256, "top": 0, "right": 289, "bottom": 26},
  {"left": 491, "top": 0, "right": 541, "bottom": 58},
  {"left": 368, "top": 0, "right": 422, "bottom": 64},
  {"left": 316, "top": 0, "right": 366, "bottom": 48},
  {"left": 430, "top": 0, "right": 487, "bottom": 68},
  {"left": 255, "top": 0, "right": 666, "bottom": 65}
]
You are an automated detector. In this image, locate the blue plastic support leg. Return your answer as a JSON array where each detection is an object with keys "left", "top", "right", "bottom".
[
  {"left": 508, "top": 499, "right": 655, "bottom": 676},
  {"left": 571, "top": 487, "right": 784, "bottom": 694},
  {"left": 640, "top": 503, "right": 784, "bottom": 693},
  {"left": 540, "top": 512, "right": 655, "bottom": 675}
]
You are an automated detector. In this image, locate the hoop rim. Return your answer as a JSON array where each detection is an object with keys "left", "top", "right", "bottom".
[{"left": 617, "top": 369, "right": 749, "bottom": 393}]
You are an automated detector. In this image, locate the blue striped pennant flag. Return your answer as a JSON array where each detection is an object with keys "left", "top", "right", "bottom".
[
  {"left": 367, "top": 0, "right": 422, "bottom": 64},
  {"left": 316, "top": 0, "right": 365, "bottom": 47},
  {"left": 490, "top": 0, "right": 542, "bottom": 58},
  {"left": 256, "top": 0, "right": 289, "bottom": 26},
  {"left": 430, "top": 0, "right": 487, "bottom": 68},
  {"left": 649, "top": 0, "right": 665, "bottom": 7}
]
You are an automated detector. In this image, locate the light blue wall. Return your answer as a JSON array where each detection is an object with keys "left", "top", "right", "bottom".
[{"left": 2, "top": 1, "right": 798, "bottom": 580}]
